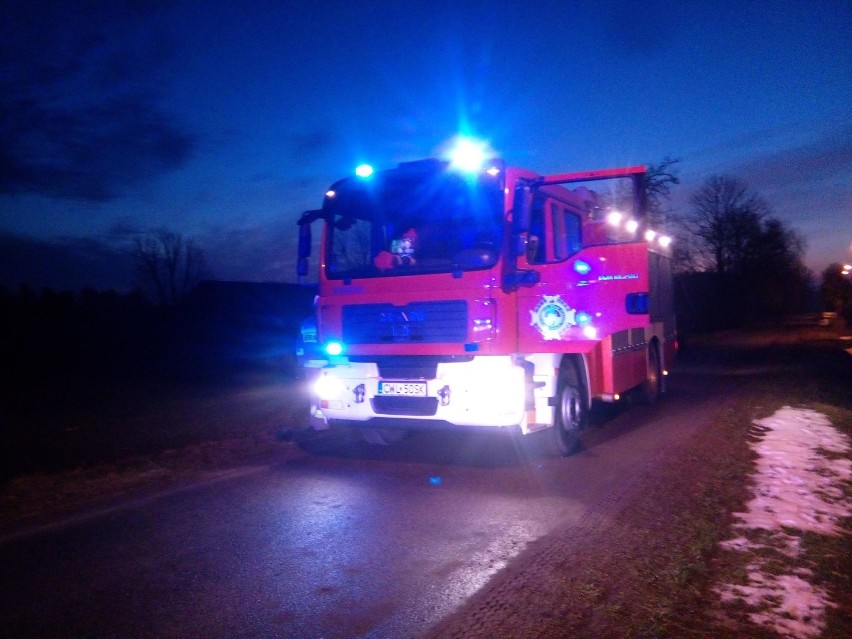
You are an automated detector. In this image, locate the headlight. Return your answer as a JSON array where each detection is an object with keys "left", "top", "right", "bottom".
[{"left": 314, "top": 374, "right": 345, "bottom": 400}]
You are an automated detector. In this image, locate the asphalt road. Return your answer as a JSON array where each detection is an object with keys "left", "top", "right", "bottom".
[{"left": 0, "top": 359, "right": 741, "bottom": 639}]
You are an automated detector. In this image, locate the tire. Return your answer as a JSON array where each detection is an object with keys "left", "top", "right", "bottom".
[
  {"left": 551, "top": 360, "right": 587, "bottom": 456},
  {"left": 640, "top": 342, "right": 662, "bottom": 405},
  {"left": 361, "top": 428, "right": 408, "bottom": 446}
]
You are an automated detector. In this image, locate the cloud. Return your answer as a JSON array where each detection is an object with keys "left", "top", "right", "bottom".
[
  {"left": 0, "top": 1, "right": 196, "bottom": 202},
  {"left": 1, "top": 96, "right": 195, "bottom": 202},
  {"left": 716, "top": 125, "right": 852, "bottom": 245},
  {"left": 686, "top": 124, "right": 852, "bottom": 272},
  {"left": 675, "top": 123, "right": 852, "bottom": 216},
  {"left": 730, "top": 124, "right": 852, "bottom": 193}
]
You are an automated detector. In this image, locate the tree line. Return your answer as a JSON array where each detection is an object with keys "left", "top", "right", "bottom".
[
  {"left": 644, "top": 159, "right": 849, "bottom": 332},
  {"left": 133, "top": 230, "right": 209, "bottom": 307}
]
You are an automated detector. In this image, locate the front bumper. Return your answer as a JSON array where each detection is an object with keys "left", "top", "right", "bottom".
[{"left": 310, "top": 356, "right": 527, "bottom": 429}]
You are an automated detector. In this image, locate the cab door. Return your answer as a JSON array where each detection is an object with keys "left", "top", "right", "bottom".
[{"left": 516, "top": 194, "right": 586, "bottom": 353}]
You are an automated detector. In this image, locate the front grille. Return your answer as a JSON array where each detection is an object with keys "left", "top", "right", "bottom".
[
  {"left": 343, "top": 300, "right": 467, "bottom": 344},
  {"left": 371, "top": 396, "right": 439, "bottom": 416},
  {"left": 349, "top": 355, "right": 474, "bottom": 379}
]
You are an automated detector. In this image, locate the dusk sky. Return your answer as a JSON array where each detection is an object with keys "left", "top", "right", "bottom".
[{"left": 1, "top": 0, "right": 850, "bottom": 292}]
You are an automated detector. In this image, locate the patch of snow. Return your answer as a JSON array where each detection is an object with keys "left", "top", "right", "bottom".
[
  {"left": 719, "top": 571, "right": 833, "bottom": 639},
  {"left": 715, "top": 406, "right": 852, "bottom": 638}
]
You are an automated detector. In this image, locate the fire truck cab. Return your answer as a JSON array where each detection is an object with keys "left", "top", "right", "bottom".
[{"left": 297, "top": 148, "right": 676, "bottom": 454}]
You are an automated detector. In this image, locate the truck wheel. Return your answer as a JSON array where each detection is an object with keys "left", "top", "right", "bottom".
[
  {"left": 640, "top": 343, "right": 662, "bottom": 405},
  {"left": 361, "top": 428, "right": 408, "bottom": 445},
  {"left": 552, "top": 361, "right": 587, "bottom": 456}
]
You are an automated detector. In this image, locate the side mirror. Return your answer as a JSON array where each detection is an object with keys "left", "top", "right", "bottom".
[
  {"left": 297, "top": 224, "right": 311, "bottom": 276},
  {"left": 298, "top": 221, "right": 312, "bottom": 259},
  {"left": 502, "top": 182, "right": 540, "bottom": 292},
  {"left": 512, "top": 184, "right": 532, "bottom": 235},
  {"left": 297, "top": 256, "right": 310, "bottom": 277},
  {"left": 511, "top": 184, "right": 533, "bottom": 258},
  {"left": 296, "top": 209, "right": 322, "bottom": 277}
]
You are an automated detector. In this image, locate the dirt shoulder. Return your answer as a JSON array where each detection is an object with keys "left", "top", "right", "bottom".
[
  {"left": 424, "top": 388, "right": 759, "bottom": 638},
  {"left": 424, "top": 326, "right": 852, "bottom": 639},
  {"left": 0, "top": 378, "right": 309, "bottom": 540}
]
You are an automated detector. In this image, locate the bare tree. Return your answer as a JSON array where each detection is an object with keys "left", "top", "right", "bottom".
[
  {"left": 674, "top": 174, "right": 811, "bottom": 323},
  {"left": 681, "top": 175, "right": 770, "bottom": 274},
  {"left": 133, "top": 230, "right": 209, "bottom": 306},
  {"left": 644, "top": 157, "right": 680, "bottom": 228}
]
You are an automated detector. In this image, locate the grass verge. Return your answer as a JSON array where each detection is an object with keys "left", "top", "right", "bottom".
[{"left": 574, "top": 341, "right": 852, "bottom": 638}]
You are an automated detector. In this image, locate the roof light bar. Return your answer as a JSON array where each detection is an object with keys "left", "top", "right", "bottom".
[{"left": 448, "top": 137, "right": 489, "bottom": 172}]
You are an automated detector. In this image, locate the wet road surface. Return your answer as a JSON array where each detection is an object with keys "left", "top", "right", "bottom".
[{"left": 0, "top": 365, "right": 736, "bottom": 639}]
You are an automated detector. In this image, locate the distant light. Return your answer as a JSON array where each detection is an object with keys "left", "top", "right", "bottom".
[
  {"left": 486, "top": 166, "right": 501, "bottom": 176},
  {"left": 844, "top": 264, "right": 852, "bottom": 270},
  {"left": 324, "top": 341, "right": 344, "bottom": 356},
  {"left": 449, "top": 137, "right": 488, "bottom": 172},
  {"left": 325, "top": 190, "right": 336, "bottom": 198},
  {"left": 607, "top": 211, "right": 623, "bottom": 226},
  {"left": 644, "top": 229, "right": 657, "bottom": 241},
  {"left": 658, "top": 235, "right": 672, "bottom": 247},
  {"left": 625, "top": 219, "right": 639, "bottom": 233},
  {"left": 574, "top": 260, "right": 591, "bottom": 275},
  {"left": 576, "top": 312, "right": 591, "bottom": 325},
  {"left": 355, "top": 164, "right": 374, "bottom": 178},
  {"left": 582, "top": 326, "right": 598, "bottom": 339}
]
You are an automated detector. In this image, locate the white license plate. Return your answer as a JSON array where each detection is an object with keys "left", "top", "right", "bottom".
[{"left": 378, "top": 381, "right": 427, "bottom": 397}]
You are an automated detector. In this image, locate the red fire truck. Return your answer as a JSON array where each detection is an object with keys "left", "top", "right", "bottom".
[{"left": 297, "top": 143, "right": 676, "bottom": 454}]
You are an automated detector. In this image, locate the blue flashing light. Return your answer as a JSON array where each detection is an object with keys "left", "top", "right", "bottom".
[
  {"left": 449, "top": 137, "right": 488, "bottom": 172},
  {"left": 355, "top": 164, "right": 374, "bottom": 178},
  {"left": 574, "top": 260, "right": 591, "bottom": 275},
  {"left": 324, "top": 341, "right": 344, "bottom": 356},
  {"left": 576, "top": 312, "right": 592, "bottom": 326}
]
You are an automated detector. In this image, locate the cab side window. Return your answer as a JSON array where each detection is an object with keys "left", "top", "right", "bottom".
[
  {"left": 527, "top": 194, "right": 547, "bottom": 264},
  {"left": 528, "top": 197, "right": 583, "bottom": 264},
  {"left": 551, "top": 202, "right": 582, "bottom": 260}
]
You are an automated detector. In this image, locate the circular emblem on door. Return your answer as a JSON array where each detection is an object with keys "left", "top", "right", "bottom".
[{"left": 530, "top": 294, "right": 576, "bottom": 340}]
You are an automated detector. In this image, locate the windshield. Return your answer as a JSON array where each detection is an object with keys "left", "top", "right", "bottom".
[{"left": 323, "top": 165, "right": 504, "bottom": 279}]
